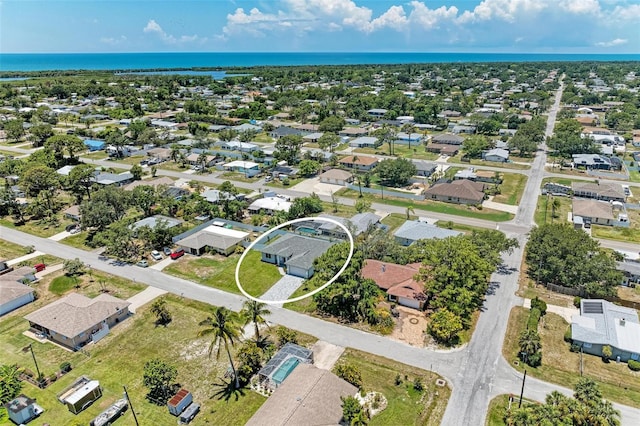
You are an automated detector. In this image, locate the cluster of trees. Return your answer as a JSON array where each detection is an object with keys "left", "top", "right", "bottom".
[
  {"left": 507, "top": 117, "right": 546, "bottom": 157},
  {"left": 526, "top": 224, "right": 621, "bottom": 297},
  {"left": 505, "top": 378, "right": 620, "bottom": 426},
  {"left": 0, "top": 364, "right": 22, "bottom": 406},
  {"left": 518, "top": 297, "right": 547, "bottom": 367},
  {"left": 375, "top": 158, "right": 417, "bottom": 187}
]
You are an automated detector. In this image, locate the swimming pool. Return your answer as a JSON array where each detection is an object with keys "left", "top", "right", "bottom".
[{"left": 272, "top": 357, "right": 300, "bottom": 385}]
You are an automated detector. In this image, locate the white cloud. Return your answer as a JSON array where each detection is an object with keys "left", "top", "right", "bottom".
[
  {"left": 100, "top": 36, "right": 127, "bottom": 46},
  {"left": 409, "top": 2, "right": 458, "bottom": 29},
  {"left": 142, "top": 19, "right": 201, "bottom": 44},
  {"left": 595, "top": 38, "right": 628, "bottom": 46}
]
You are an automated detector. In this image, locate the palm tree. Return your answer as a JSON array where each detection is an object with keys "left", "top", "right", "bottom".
[
  {"left": 401, "top": 123, "right": 415, "bottom": 150},
  {"left": 406, "top": 205, "right": 415, "bottom": 219},
  {"left": 198, "top": 307, "right": 242, "bottom": 389},
  {"left": 197, "top": 152, "right": 209, "bottom": 173},
  {"left": 592, "top": 400, "right": 620, "bottom": 426},
  {"left": 573, "top": 377, "right": 602, "bottom": 406},
  {"left": 518, "top": 329, "right": 541, "bottom": 363},
  {"left": 240, "top": 300, "right": 271, "bottom": 342}
]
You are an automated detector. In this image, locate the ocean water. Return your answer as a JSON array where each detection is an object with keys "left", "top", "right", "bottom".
[{"left": 1, "top": 52, "right": 639, "bottom": 72}]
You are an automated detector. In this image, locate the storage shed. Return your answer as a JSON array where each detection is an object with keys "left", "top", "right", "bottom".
[
  {"left": 168, "top": 389, "right": 193, "bottom": 416},
  {"left": 58, "top": 376, "right": 102, "bottom": 414}
]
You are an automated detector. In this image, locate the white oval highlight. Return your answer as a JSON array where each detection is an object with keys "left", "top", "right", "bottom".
[{"left": 235, "top": 216, "right": 354, "bottom": 305}]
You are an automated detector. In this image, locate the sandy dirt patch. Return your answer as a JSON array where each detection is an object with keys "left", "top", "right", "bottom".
[{"left": 389, "top": 306, "right": 427, "bottom": 347}]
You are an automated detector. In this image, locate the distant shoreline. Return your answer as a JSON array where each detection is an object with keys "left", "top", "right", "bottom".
[{"left": 1, "top": 52, "right": 638, "bottom": 74}]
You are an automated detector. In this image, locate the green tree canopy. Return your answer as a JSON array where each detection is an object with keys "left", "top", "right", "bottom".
[
  {"left": 142, "top": 358, "right": 178, "bottom": 405},
  {"left": 375, "top": 158, "right": 417, "bottom": 187}
]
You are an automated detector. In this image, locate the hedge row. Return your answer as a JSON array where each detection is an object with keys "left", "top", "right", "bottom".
[
  {"left": 527, "top": 308, "right": 542, "bottom": 330},
  {"left": 629, "top": 360, "right": 640, "bottom": 371}
]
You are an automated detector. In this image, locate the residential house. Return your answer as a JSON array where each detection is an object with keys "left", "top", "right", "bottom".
[
  {"left": 24, "top": 293, "right": 130, "bottom": 350},
  {"left": 338, "top": 155, "right": 378, "bottom": 171},
  {"left": 361, "top": 259, "right": 426, "bottom": 309},
  {"left": 63, "top": 205, "right": 81, "bottom": 221},
  {"left": 367, "top": 108, "right": 388, "bottom": 118},
  {"left": 131, "top": 215, "right": 183, "bottom": 232},
  {"left": 310, "top": 212, "right": 381, "bottom": 238},
  {"left": 272, "top": 164, "right": 299, "bottom": 179},
  {"left": 393, "top": 220, "right": 461, "bottom": 246},
  {"left": 248, "top": 197, "right": 292, "bottom": 215},
  {"left": 146, "top": 147, "right": 172, "bottom": 162},
  {"left": 260, "top": 234, "right": 334, "bottom": 278},
  {"left": 617, "top": 261, "right": 640, "bottom": 286},
  {"left": 247, "top": 363, "right": 356, "bottom": 426},
  {"left": 424, "top": 179, "right": 486, "bottom": 205},
  {"left": 56, "top": 165, "right": 76, "bottom": 176},
  {"left": 451, "top": 124, "right": 476, "bottom": 134},
  {"left": 0, "top": 276, "right": 36, "bottom": 316},
  {"left": 339, "top": 127, "right": 368, "bottom": 138},
  {"left": 427, "top": 144, "right": 460, "bottom": 156},
  {"left": 177, "top": 225, "right": 249, "bottom": 256},
  {"left": 571, "top": 299, "right": 640, "bottom": 362},
  {"left": 233, "top": 123, "right": 262, "bottom": 133},
  {"left": 4, "top": 395, "right": 44, "bottom": 425},
  {"left": 93, "top": 171, "right": 134, "bottom": 187},
  {"left": 150, "top": 119, "right": 178, "bottom": 129},
  {"left": 269, "top": 126, "right": 305, "bottom": 139},
  {"left": 201, "top": 189, "right": 236, "bottom": 204},
  {"left": 572, "top": 182, "right": 626, "bottom": 202},
  {"left": 302, "top": 132, "right": 323, "bottom": 143},
  {"left": 572, "top": 199, "right": 616, "bottom": 226},
  {"left": 482, "top": 148, "right": 510, "bottom": 163},
  {"left": 217, "top": 141, "right": 259, "bottom": 153},
  {"left": 348, "top": 136, "right": 378, "bottom": 148},
  {"left": 186, "top": 153, "right": 216, "bottom": 167},
  {"left": 318, "top": 169, "right": 354, "bottom": 186},
  {"left": 431, "top": 133, "right": 464, "bottom": 145},
  {"left": 223, "top": 160, "right": 261, "bottom": 177},
  {"left": 395, "top": 132, "right": 423, "bottom": 144},
  {"left": 572, "top": 154, "right": 615, "bottom": 170},
  {"left": 412, "top": 160, "right": 437, "bottom": 177}
]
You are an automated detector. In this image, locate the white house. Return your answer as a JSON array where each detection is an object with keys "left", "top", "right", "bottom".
[
  {"left": 482, "top": 148, "right": 509, "bottom": 163},
  {"left": 223, "top": 160, "right": 261, "bottom": 177}
]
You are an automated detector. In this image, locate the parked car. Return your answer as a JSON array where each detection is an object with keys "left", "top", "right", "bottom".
[
  {"left": 69, "top": 225, "right": 81, "bottom": 234},
  {"left": 170, "top": 249, "right": 185, "bottom": 260},
  {"left": 151, "top": 250, "right": 163, "bottom": 261},
  {"left": 163, "top": 247, "right": 172, "bottom": 256},
  {"left": 34, "top": 263, "right": 46, "bottom": 272},
  {"left": 136, "top": 260, "right": 149, "bottom": 268},
  {"left": 264, "top": 175, "right": 272, "bottom": 182}
]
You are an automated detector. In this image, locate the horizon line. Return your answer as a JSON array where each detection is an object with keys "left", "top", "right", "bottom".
[{"left": 2, "top": 51, "right": 639, "bottom": 55}]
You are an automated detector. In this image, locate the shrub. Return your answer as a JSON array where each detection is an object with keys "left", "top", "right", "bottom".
[
  {"left": 530, "top": 297, "right": 547, "bottom": 315},
  {"left": 573, "top": 296, "right": 582, "bottom": 308},
  {"left": 602, "top": 345, "right": 612, "bottom": 361},
  {"left": 564, "top": 327, "right": 572, "bottom": 343},
  {"left": 527, "top": 308, "right": 542, "bottom": 330},
  {"left": 59, "top": 362, "right": 72, "bottom": 373},
  {"left": 570, "top": 343, "right": 581, "bottom": 353},
  {"left": 335, "top": 364, "right": 363, "bottom": 389},
  {"left": 628, "top": 360, "right": 640, "bottom": 371},
  {"left": 528, "top": 351, "right": 542, "bottom": 367},
  {"left": 275, "top": 326, "right": 298, "bottom": 347},
  {"left": 413, "top": 377, "right": 424, "bottom": 392},
  {"left": 49, "top": 373, "right": 57, "bottom": 382},
  {"left": 394, "top": 374, "right": 403, "bottom": 386}
]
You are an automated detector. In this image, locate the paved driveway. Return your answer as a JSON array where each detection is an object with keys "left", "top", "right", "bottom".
[{"left": 259, "top": 275, "right": 304, "bottom": 306}]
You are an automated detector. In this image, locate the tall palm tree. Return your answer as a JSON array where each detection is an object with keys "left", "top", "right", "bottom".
[
  {"left": 406, "top": 205, "right": 415, "bottom": 219},
  {"left": 573, "top": 377, "right": 602, "bottom": 406},
  {"left": 518, "top": 329, "right": 541, "bottom": 363},
  {"left": 240, "top": 300, "right": 271, "bottom": 342},
  {"left": 401, "top": 123, "right": 415, "bottom": 150},
  {"left": 197, "top": 152, "right": 209, "bottom": 173},
  {"left": 198, "top": 307, "right": 242, "bottom": 389},
  {"left": 592, "top": 400, "right": 620, "bottom": 426}
]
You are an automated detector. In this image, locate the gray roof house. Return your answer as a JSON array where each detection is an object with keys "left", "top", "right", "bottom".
[
  {"left": 482, "top": 148, "right": 509, "bottom": 162},
  {"left": 177, "top": 225, "right": 249, "bottom": 256},
  {"left": 0, "top": 278, "right": 36, "bottom": 316},
  {"left": 572, "top": 154, "right": 613, "bottom": 170},
  {"left": 412, "top": 160, "right": 438, "bottom": 177},
  {"left": 260, "top": 234, "right": 334, "bottom": 278},
  {"left": 93, "top": 171, "right": 134, "bottom": 187},
  {"left": 432, "top": 133, "right": 464, "bottom": 145},
  {"left": 572, "top": 182, "right": 626, "bottom": 202},
  {"left": 348, "top": 136, "right": 378, "bottom": 148},
  {"left": 617, "top": 261, "right": 640, "bottom": 286},
  {"left": 312, "top": 213, "right": 381, "bottom": 238},
  {"left": 571, "top": 299, "right": 640, "bottom": 362},
  {"left": 131, "top": 215, "right": 183, "bottom": 232},
  {"left": 393, "top": 220, "right": 461, "bottom": 246}
]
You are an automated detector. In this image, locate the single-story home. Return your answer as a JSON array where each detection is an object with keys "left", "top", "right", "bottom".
[
  {"left": 63, "top": 205, "right": 81, "bottom": 221},
  {"left": 257, "top": 343, "right": 314, "bottom": 390},
  {"left": 123, "top": 176, "right": 174, "bottom": 192},
  {"left": 24, "top": 293, "right": 130, "bottom": 350},
  {"left": 131, "top": 215, "right": 183, "bottom": 232},
  {"left": 260, "top": 234, "right": 334, "bottom": 278},
  {"left": 56, "top": 165, "right": 76, "bottom": 176},
  {"left": 424, "top": 179, "right": 486, "bottom": 205},
  {"left": 367, "top": 108, "right": 388, "bottom": 118},
  {"left": 150, "top": 119, "right": 178, "bottom": 129},
  {"left": 617, "top": 261, "right": 640, "bottom": 286},
  {"left": 572, "top": 199, "right": 615, "bottom": 226},
  {"left": 451, "top": 125, "right": 476, "bottom": 134},
  {"left": 177, "top": 225, "right": 249, "bottom": 256},
  {"left": 426, "top": 144, "right": 460, "bottom": 156},
  {"left": 482, "top": 148, "right": 509, "bottom": 163},
  {"left": 83, "top": 139, "right": 105, "bottom": 151},
  {"left": 412, "top": 160, "right": 437, "bottom": 177},
  {"left": 361, "top": 259, "right": 426, "bottom": 309},
  {"left": 432, "top": 133, "right": 464, "bottom": 145},
  {"left": 4, "top": 394, "right": 44, "bottom": 425},
  {"left": 572, "top": 154, "right": 614, "bottom": 170},
  {"left": 248, "top": 197, "right": 292, "bottom": 215},
  {"left": 572, "top": 182, "right": 626, "bottom": 203},
  {"left": 302, "top": 132, "right": 324, "bottom": 143},
  {"left": 146, "top": 147, "right": 172, "bottom": 162},
  {"left": 571, "top": 299, "right": 640, "bottom": 362},
  {"left": 318, "top": 169, "right": 354, "bottom": 186},
  {"left": 395, "top": 132, "right": 423, "bottom": 144},
  {"left": 312, "top": 212, "right": 381, "bottom": 238},
  {"left": 348, "top": 136, "right": 378, "bottom": 148},
  {"left": 223, "top": 160, "right": 261, "bottom": 177},
  {"left": 186, "top": 153, "right": 216, "bottom": 167},
  {"left": 272, "top": 164, "right": 299, "bottom": 178},
  {"left": 93, "top": 171, "right": 134, "bottom": 187},
  {"left": 201, "top": 189, "right": 236, "bottom": 204},
  {"left": 217, "top": 141, "right": 259, "bottom": 152},
  {"left": 393, "top": 220, "right": 461, "bottom": 246},
  {"left": 338, "top": 155, "right": 378, "bottom": 171},
  {"left": 247, "top": 363, "right": 356, "bottom": 426},
  {"left": 339, "top": 127, "right": 368, "bottom": 137},
  {"left": 270, "top": 126, "right": 305, "bottom": 139},
  {"left": 0, "top": 278, "right": 36, "bottom": 316}
]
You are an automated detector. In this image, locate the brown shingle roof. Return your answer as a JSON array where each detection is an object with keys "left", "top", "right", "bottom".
[
  {"left": 338, "top": 155, "right": 378, "bottom": 166},
  {"left": 319, "top": 169, "right": 353, "bottom": 180},
  {"left": 424, "top": 179, "right": 485, "bottom": 202},
  {"left": 572, "top": 199, "right": 614, "bottom": 220},
  {"left": 246, "top": 363, "right": 357, "bottom": 426},
  {"left": 361, "top": 260, "right": 426, "bottom": 303},
  {"left": 0, "top": 281, "right": 34, "bottom": 306},
  {"left": 124, "top": 176, "right": 174, "bottom": 191},
  {"left": 572, "top": 182, "right": 626, "bottom": 200},
  {"left": 24, "top": 293, "right": 130, "bottom": 338}
]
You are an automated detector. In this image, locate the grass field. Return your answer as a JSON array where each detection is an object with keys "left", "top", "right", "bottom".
[
  {"left": 485, "top": 395, "right": 540, "bottom": 426},
  {"left": 0, "top": 239, "right": 33, "bottom": 260},
  {"left": 0, "top": 295, "right": 268, "bottom": 426},
  {"left": 353, "top": 145, "right": 439, "bottom": 161},
  {"left": 60, "top": 232, "right": 95, "bottom": 251},
  {"left": 449, "top": 154, "right": 531, "bottom": 170},
  {"left": 493, "top": 173, "right": 528, "bottom": 206},
  {"left": 335, "top": 349, "right": 450, "bottom": 426},
  {"left": 380, "top": 213, "right": 417, "bottom": 232},
  {"left": 0, "top": 216, "right": 75, "bottom": 238},
  {"left": 163, "top": 251, "right": 282, "bottom": 297},
  {"left": 503, "top": 306, "right": 640, "bottom": 408},
  {"left": 81, "top": 151, "right": 109, "bottom": 160},
  {"left": 337, "top": 188, "right": 514, "bottom": 222},
  {"left": 534, "top": 195, "right": 572, "bottom": 226},
  {"left": 591, "top": 207, "right": 640, "bottom": 243},
  {"left": 434, "top": 221, "right": 486, "bottom": 234}
]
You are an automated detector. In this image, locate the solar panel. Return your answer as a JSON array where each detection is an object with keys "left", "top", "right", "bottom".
[{"left": 582, "top": 301, "right": 604, "bottom": 314}]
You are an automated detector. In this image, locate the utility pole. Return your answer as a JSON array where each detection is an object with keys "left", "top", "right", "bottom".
[
  {"left": 123, "top": 385, "right": 140, "bottom": 426},
  {"left": 27, "top": 344, "right": 43, "bottom": 388},
  {"left": 518, "top": 370, "right": 527, "bottom": 408}
]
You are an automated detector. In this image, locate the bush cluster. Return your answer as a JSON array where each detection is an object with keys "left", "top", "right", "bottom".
[{"left": 629, "top": 360, "right": 640, "bottom": 371}]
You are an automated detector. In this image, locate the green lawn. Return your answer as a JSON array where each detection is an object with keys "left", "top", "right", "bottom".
[
  {"left": 265, "top": 176, "right": 305, "bottom": 188},
  {"left": 337, "top": 189, "right": 514, "bottom": 222},
  {"left": 0, "top": 216, "right": 75, "bottom": 238},
  {"left": 320, "top": 201, "right": 361, "bottom": 218},
  {"left": 353, "top": 144, "right": 439, "bottom": 161},
  {"left": 49, "top": 275, "right": 81, "bottom": 295},
  {"left": 112, "top": 155, "right": 145, "bottom": 166},
  {"left": 449, "top": 154, "right": 531, "bottom": 170},
  {"left": 60, "top": 232, "right": 96, "bottom": 251},
  {"left": 0, "top": 239, "right": 32, "bottom": 260},
  {"left": 485, "top": 395, "right": 539, "bottom": 426},
  {"left": 380, "top": 213, "right": 417, "bottom": 232},
  {"left": 493, "top": 173, "right": 528, "bottom": 205},
  {"left": 0, "top": 296, "right": 267, "bottom": 426},
  {"left": 219, "top": 171, "right": 261, "bottom": 184},
  {"left": 533, "top": 195, "right": 572, "bottom": 226},
  {"left": 335, "top": 349, "right": 450, "bottom": 425},
  {"left": 503, "top": 307, "right": 640, "bottom": 408},
  {"left": 163, "top": 251, "right": 282, "bottom": 297},
  {"left": 434, "top": 221, "right": 486, "bottom": 234},
  {"left": 82, "top": 151, "right": 109, "bottom": 161}
]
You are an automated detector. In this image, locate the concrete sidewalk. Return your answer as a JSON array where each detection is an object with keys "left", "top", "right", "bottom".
[
  {"left": 6, "top": 251, "right": 45, "bottom": 266},
  {"left": 127, "top": 286, "right": 167, "bottom": 314},
  {"left": 150, "top": 257, "right": 174, "bottom": 271},
  {"left": 48, "top": 230, "right": 72, "bottom": 241},
  {"left": 35, "top": 263, "right": 63, "bottom": 279}
]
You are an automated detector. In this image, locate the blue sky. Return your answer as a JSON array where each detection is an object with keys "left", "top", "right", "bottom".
[{"left": 1, "top": 0, "right": 639, "bottom": 53}]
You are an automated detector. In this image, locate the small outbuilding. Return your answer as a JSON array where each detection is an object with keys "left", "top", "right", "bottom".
[
  {"left": 168, "top": 389, "right": 193, "bottom": 416},
  {"left": 83, "top": 139, "right": 105, "bottom": 151},
  {"left": 58, "top": 376, "right": 103, "bottom": 414},
  {"left": 4, "top": 394, "right": 44, "bottom": 425}
]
